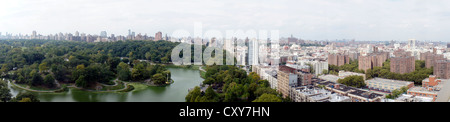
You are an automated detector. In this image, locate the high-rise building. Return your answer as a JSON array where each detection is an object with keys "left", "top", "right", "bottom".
[
  {"left": 32, "top": 30, "right": 37, "bottom": 39},
  {"left": 424, "top": 53, "right": 445, "bottom": 68},
  {"left": 391, "top": 56, "right": 415, "bottom": 74},
  {"left": 328, "top": 54, "right": 350, "bottom": 66},
  {"left": 393, "top": 49, "right": 411, "bottom": 57},
  {"left": 248, "top": 39, "right": 259, "bottom": 66},
  {"left": 100, "top": 31, "right": 107, "bottom": 38},
  {"left": 155, "top": 31, "right": 163, "bottom": 41},
  {"left": 358, "top": 52, "right": 389, "bottom": 71},
  {"left": 434, "top": 60, "right": 450, "bottom": 79},
  {"left": 391, "top": 49, "right": 415, "bottom": 74},
  {"left": 408, "top": 39, "right": 416, "bottom": 49}
]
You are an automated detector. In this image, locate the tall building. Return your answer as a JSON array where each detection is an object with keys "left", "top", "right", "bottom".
[
  {"left": 248, "top": 39, "right": 259, "bottom": 66},
  {"left": 100, "top": 31, "right": 107, "bottom": 38},
  {"left": 312, "top": 61, "right": 328, "bottom": 76},
  {"left": 32, "top": 30, "right": 37, "bottom": 39},
  {"left": 434, "top": 60, "right": 450, "bottom": 79},
  {"left": 391, "top": 56, "right": 415, "bottom": 74},
  {"left": 278, "top": 66, "right": 298, "bottom": 98},
  {"left": 408, "top": 39, "right": 416, "bottom": 49},
  {"left": 328, "top": 54, "right": 350, "bottom": 66},
  {"left": 423, "top": 53, "right": 445, "bottom": 68},
  {"left": 155, "top": 31, "right": 163, "bottom": 41},
  {"left": 358, "top": 52, "right": 389, "bottom": 71},
  {"left": 393, "top": 49, "right": 411, "bottom": 57},
  {"left": 391, "top": 49, "right": 415, "bottom": 74}
]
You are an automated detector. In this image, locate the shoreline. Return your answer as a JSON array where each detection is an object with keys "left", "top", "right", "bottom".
[{"left": 6, "top": 65, "right": 199, "bottom": 94}]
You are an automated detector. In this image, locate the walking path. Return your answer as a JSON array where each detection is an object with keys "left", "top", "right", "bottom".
[
  {"left": 199, "top": 66, "right": 206, "bottom": 72},
  {"left": 9, "top": 78, "right": 131, "bottom": 93},
  {"left": 9, "top": 80, "right": 64, "bottom": 93}
]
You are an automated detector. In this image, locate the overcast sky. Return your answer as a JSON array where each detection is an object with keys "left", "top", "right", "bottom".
[{"left": 1, "top": 0, "right": 450, "bottom": 41}]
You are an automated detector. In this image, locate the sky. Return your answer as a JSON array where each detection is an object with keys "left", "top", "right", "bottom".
[{"left": 1, "top": 0, "right": 450, "bottom": 41}]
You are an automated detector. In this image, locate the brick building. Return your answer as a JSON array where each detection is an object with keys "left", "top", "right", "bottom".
[
  {"left": 155, "top": 31, "right": 162, "bottom": 41},
  {"left": 421, "top": 53, "right": 445, "bottom": 68},
  {"left": 407, "top": 75, "right": 449, "bottom": 101},
  {"left": 358, "top": 52, "right": 389, "bottom": 71},
  {"left": 278, "top": 66, "right": 297, "bottom": 98},
  {"left": 393, "top": 49, "right": 411, "bottom": 58},
  {"left": 278, "top": 66, "right": 314, "bottom": 98},
  {"left": 328, "top": 54, "right": 350, "bottom": 66},
  {"left": 434, "top": 60, "right": 450, "bottom": 79},
  {"left": 391, "top": 56, "right": 415, "bottom": 74}
]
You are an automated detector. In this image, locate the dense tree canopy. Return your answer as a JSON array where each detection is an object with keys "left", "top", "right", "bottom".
[
  {"left": 337, "top": 75, "right": 365, "bottom": 88},
  {"left": 328, "top": 60, "right": 364, "bottom": 75},
  {"left": 0, "top": 39, "right": 177, "bottom": 89},
  {"left": 186, "top": 65, "right": 285, "bottom": 102},
  {"left": 253, "top": 93, "right": 283, "bottom": 102}
]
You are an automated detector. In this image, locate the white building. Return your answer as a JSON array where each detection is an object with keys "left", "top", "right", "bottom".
[{"left": 291, "top": 86, "right": 351, "bottom": 102}]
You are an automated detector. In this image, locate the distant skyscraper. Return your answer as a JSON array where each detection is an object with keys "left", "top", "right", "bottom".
[
  {"left": 155, "top": 31, "right": 162, "bottom": 41},
  {"left": 408, "top": 39, "right": 416, "bottom": 49},
  {"left": 248, "top": 39, "right": 259, "bottom": 66},
  {"left": 100, "top": 31, "right": 107, "bottom": 38},
  {"left": 75, "top": 31, "right": 79, "bottom": 37},
  {"left": 32, "top": 30, "right": 37, "bottom": 38}
]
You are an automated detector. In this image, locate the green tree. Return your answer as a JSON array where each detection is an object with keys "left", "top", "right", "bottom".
[
  {"left": 75, "top": 75, "right": 87, "bottom": 88},
  {"left": 185, "top": 86, "right": 201, "bottom": 102},
  {"left": 0, "top": 87, "right": 12, "bottom": 102},
  {"left": 145, "top": 52, "right": 152, "bottom": 60},
  {"left": 19, "top": 98, "right": 32, "bottom": 102},
  {"left": 30, "top": 70, "right": 44, "bottom": 86},
  {"left": 117, "top": 62, "right": 131, "bottom": 81},
  {"left": 13, "top": 92, "right": 40, "bottom": 102},
  {"left": 39, "top": 62, "right": 49, "bottom": 73},
  {"left": 203, "top": 87, "right": 219, "bottom": 102},
  {"left": 337, "top": 75, "right": 365, "bottom": 88},
  {"left": 43, "top": 74, "right": 56, "bottom": 88},
  {"left": 152, "top": 73, "right": 166, "bottom": 85},
  {"left": 253, "top": 93, "right": 282, "bottom": 102}
]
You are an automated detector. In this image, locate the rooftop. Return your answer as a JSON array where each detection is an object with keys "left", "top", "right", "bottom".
[
  {"left": 396, "top": 94, "right": 434, "bottom": 102},
  {"left": 366, "top": 77, "right": 414, "bottom": 86},
  {"left": 319, "top": 75, "right": 339, "bottom": 82},
  {"left": 408, "top": 87, "right": 439, "bottom": 94},
  {"left": 294, "top": 85, "right": 350, "bottom": 102}
]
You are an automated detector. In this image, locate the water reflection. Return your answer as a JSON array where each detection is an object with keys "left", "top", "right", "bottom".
[{"left": 10, "top": 68, "right": 203, "bottom": 102}]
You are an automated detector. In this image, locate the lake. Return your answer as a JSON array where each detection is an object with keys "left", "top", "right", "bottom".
[{"left": 8, "top": 68, "right": 203, "bottom": 102}]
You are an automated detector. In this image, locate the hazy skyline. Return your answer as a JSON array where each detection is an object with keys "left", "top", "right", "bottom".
[{"left": 1, "top": 0, "right": 450, "bottom": 41}]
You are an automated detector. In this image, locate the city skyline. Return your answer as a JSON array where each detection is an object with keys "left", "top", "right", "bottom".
[{"left": 2, "top": 0, "right": 450, "bottom": 41}]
